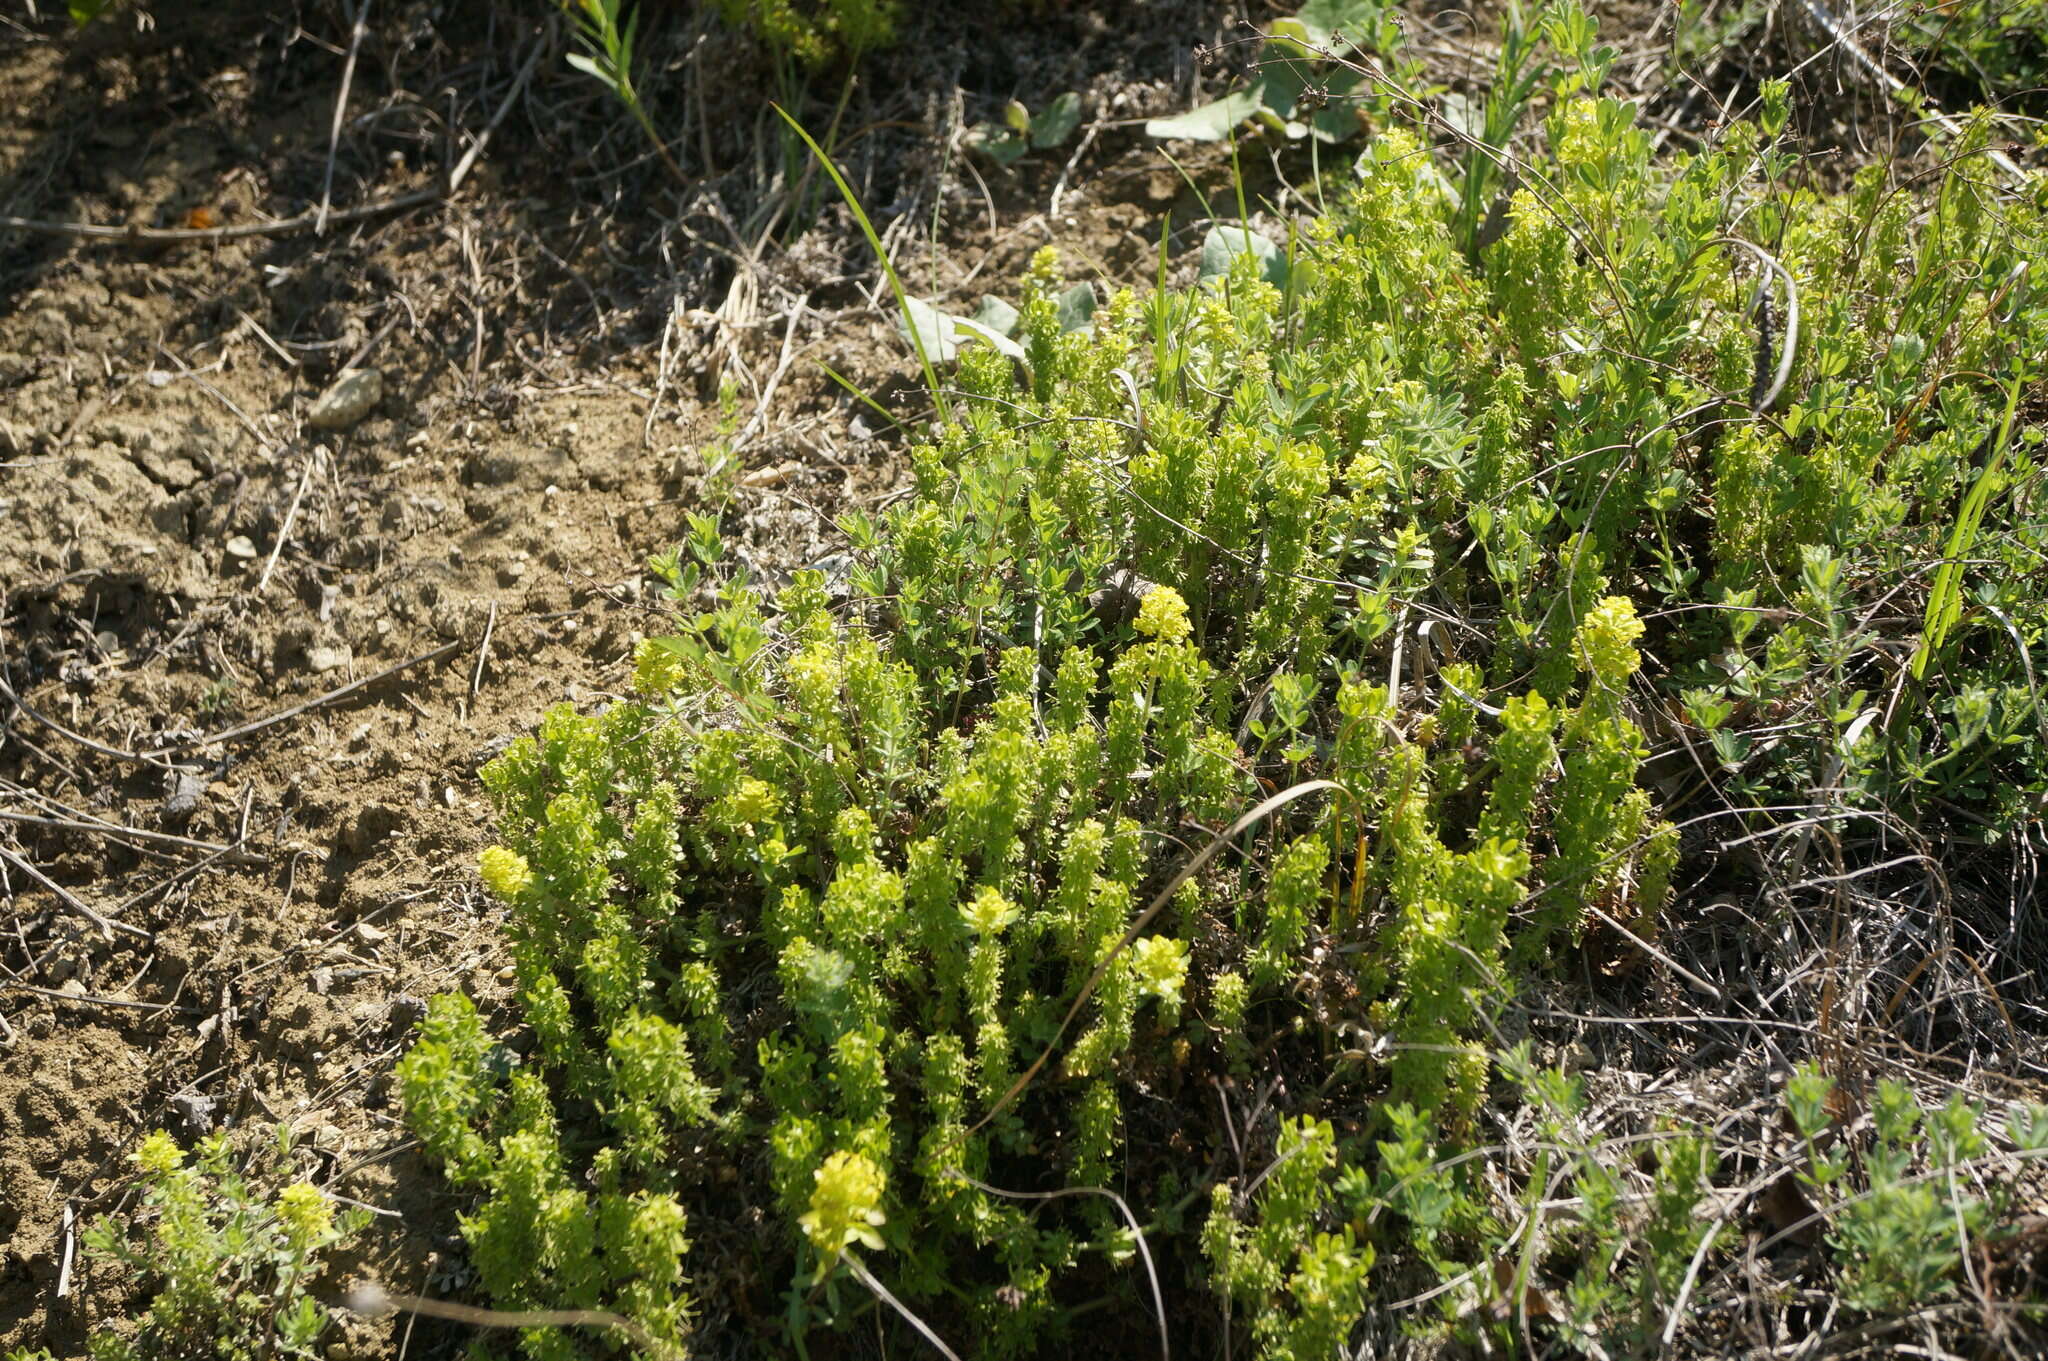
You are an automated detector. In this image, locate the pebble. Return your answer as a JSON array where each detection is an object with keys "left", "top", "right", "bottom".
[
  {"left": 306, "top": 645, "right": 352, "bottom": 674},
  {"left": 308, "top": 367, "right": 383, "bottom": 431},
  {"left": 224, "top": 534, "right": 257, "bottom": 559},
  {"left": 163, "top": 770, "right": 208, "bottom": 820},
  {"left": 169, "top": 1092, "right": 216, "bottom": 1135}
]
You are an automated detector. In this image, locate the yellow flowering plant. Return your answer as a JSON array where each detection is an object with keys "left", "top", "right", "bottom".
[{"left": 77, "top": 1128, "right": 366, "bottom": 1361}]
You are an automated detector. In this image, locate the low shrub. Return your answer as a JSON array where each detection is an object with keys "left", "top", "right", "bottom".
[
  {"left": 400, "top": 4, "right": 2048, "bottom": 1354},
  {"left": 65, "top": 1129, "right": 365, "bottom": 1361}
]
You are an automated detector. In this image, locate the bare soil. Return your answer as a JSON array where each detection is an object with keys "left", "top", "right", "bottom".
[{"left": 0, "top": 2, "right": 1273, "bottom": 1355}]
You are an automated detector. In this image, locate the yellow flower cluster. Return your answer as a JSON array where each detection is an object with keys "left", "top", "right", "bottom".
[
  {"left": 275, "top": 1183, "right": 333, "bottom": 1249},
  {"left": 1134, "top": 584, "right": 1192, "bottom": 644},
  {"left": 131, "top": 1130, "right": 185, "bottom": 1177},
  {"left": 798, "top": 1150, "right": 887, "bottom": 1267},
  {"left": 959, "top": 885, "right": 1019, "bottom": 935},
  {"left": 1575, "top": 595, "right": 1646, "bottom": 687},
  {"left": 478, "top": 846, "right": 535, "bottom": 902}
]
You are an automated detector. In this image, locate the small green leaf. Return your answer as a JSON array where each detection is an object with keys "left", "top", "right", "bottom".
[
  {"left": 1055, "top": 283, "right": 1097, "bottom": 333},
  {"left": 1031, "top": 92, "right": 1083, "bottom": 148},
  {"left": 1145, "top": 87, "right": 1267, "bottom": 141},
  {"left": 966, "top": 124, "right": 1029, "bottom": 166},
  {"left": 1198, "top": 225, "right": 1289, "bottom": 289},
  {"left": 565, "top": 51, "right": 622, "bottom": 95},
  {"left": 1003, "top": 99, "right": 1031, "bottom": 135}
]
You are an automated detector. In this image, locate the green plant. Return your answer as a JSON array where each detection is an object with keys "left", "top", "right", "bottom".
[
  {"left": 1893, "top": 0, "right": 2048, "bottom": 105},
  {"left": 775, "top": 104, "right": 950, "bottom": 422},
  {"left": 1145, "top": 0, "right": 1409, "bottom": 145},
  {"left": 399, "top": 9, "right": 2048, "bottom": 1353},
  {"left": 1785, "top": 1066, "right": 2032, "bottom": 1316},
  {"left": 965, "top": 93, "right": 1083, "bottom": 167},
  {"left": 557, "top": 0, "right": 688, "bottom": 187},
  {"left": 1204, "top": 1117, "right": 1374, "bottom": 1361},
  {"left": 713, "top": 0, "right": 897, "bottom": 68},
  {"left": 78, "top": 1129, "right": 367, "bottom": 1361}
]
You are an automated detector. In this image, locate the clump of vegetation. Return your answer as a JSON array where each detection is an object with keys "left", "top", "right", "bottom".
[
  {"left": 397, "top": 0, "right": 2048, "bottom": 1354},
  {"left": 58, "top": 1130, "right": 366, "bottom": 1361},
  {"left": 710, "top": 0, "right": 897, "bottom": 67},
  {"left": 1892, "top": 0, "right": 2048, "bottom": 105}
]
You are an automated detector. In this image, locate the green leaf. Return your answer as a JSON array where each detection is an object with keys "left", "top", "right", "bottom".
[
  {"left": 1307, "top": 69, "right": 1369, "bottom": 142},
  {"left": 1003, "top": 99, "right": 1032, "bottom": 135},
  {"left": 775, "top": 103, "right": 950, "bottom": 421},
  {"left": 966, "top": 124, "right": 1030, "bottom": 166},
  {"left": 1145, "top": 86, "right": 1267, "bottom": 141},
  {"left": 1198, "top": 225, "right": 1289, "bottom": 289},
  {"left": 898, "top": 297, "right": 1027, "bottom": 361},
  {"left": 1912, "top": 383, "right": 2020, "bottom": 681},
  {"left": 952, "top": 316, "right": 1028, "bottom": 361},
  {"left": 1054, "top": 283, "right": 1097, "bottom": 333},
  {"left": 565, "top": 51, "right": 622, "bottom": 96},
  {"left": 1031, "top": 92, "right": 1084, "bottom": 148},
  {"left": 972, "top": 295, "right": 1021, "bottom": 337},
  {"left": 1269, "top": 0, "right": 1388, "bottom": 55}
]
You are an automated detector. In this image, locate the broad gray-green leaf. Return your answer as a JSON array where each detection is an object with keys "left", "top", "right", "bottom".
[
  {"left": 1270, "top": 0, "right": 1387, "bottom": 54},
  {"left": 1055, "top": 283, "right": 1096, "bottom": 333},
  {"left": 898, "top": 296, "right": 962, "bottom": 362},
  {"left": 1031, "top": 92, "right": 1083, "bottom": 149},
  {"left": 1199, "top": 225, "right": 1289, "bottom": 289},
  {"left": 1145, "top": 86, "right": 1266, "bottom": 141},
  {"left": 952, "top": 316, "right": 1028, "bottom": 360},
  {"left": 1438, "top": 90, "right": 1485, "bottom": 141},
  {"left": 899, "top": 298, "right": 1027, "bottom": 363},
  {"left": 973, "top": 295, "right": 1021, "bottom": 337},
  {"left": 1307, "top": 69, "right": 1369, "bottom": 142}
]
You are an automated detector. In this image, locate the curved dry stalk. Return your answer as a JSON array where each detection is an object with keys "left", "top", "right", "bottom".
[
  {"left": 833, "top": 1253, "right": 963, "bottom": 1360},
  {"left": 946, "top": 1172, "right": 1170, "bottom": 1361},
  {"left": 343, "top": 1282, "right": 686, "bottom": 1360},
  {"left": 1710, "top": 236, "right": 1800, "bottom": 413}
]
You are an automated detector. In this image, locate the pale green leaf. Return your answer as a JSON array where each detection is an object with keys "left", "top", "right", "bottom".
[
  {"left": 1145, "top": 87, "right": 1266, "bottom": 141},
  {"left": 1199, "top": 225, "right": 1289, "bottom": 289},
  {"left": 1031, "top": 92, "right": 1084, "bottom": 148}
]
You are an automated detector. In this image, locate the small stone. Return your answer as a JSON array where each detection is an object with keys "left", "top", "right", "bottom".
[
  {"left": 169, "top": 1092, "right": 216, "bottom": 1135},
  {"left": 387, "top": 995, "right": 427, "bottom": 1033},
  {"left": 308, "top": 368, "right": 384, "bottom": 431},
  {"left": 224, "top": 534, "right": 258, "bottom": 559},
  {"left": 163, "top": 770, "right": 208, "bottom": 820},
  {"left": 306, "top": 645, "right": 352, "bottom": 674}
]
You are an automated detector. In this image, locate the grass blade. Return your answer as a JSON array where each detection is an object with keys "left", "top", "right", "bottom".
[{"left": 772, "top": 103, "right": 950, "bottom": 423}]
